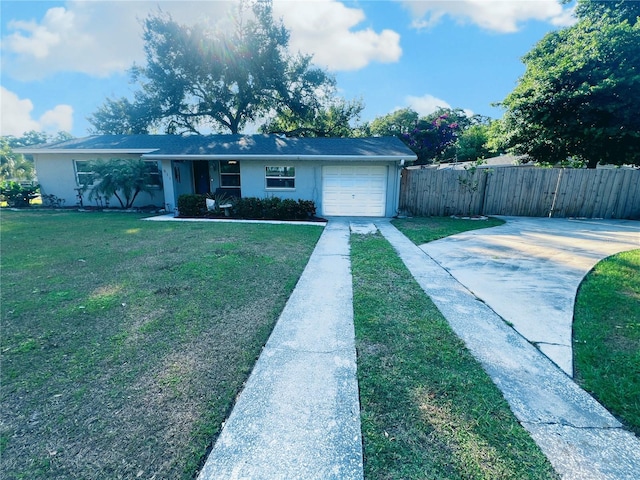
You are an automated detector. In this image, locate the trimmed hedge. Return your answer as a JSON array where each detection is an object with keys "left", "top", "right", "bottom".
[
  {"left": 233, "top": 197, "right": 316, "bottom": 220},
  {"left": 177, "top": 194, "right": 206, "bottom": 217},
  {"left": 176, "top": 194, "right": 316, "bottom": 220}
]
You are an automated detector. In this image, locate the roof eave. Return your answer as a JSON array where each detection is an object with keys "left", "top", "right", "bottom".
[
  {"left": 142, "top": 154, "right": 417, "bottom": 162},
  {"left": 15, "top": 148, "right": 159, "bottom": 155}
]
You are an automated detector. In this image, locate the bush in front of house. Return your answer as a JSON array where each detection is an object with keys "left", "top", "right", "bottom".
[
  {"left": 0, "top": 181, "right": 40, "bottom": 207},
  {"left": 177, "top": 194, "right": 207, "bottom": 217},
  {"left": 232, "top": 197, "right": 316, "bottom": 220},
  {"left": 177, "top": 194, "right": 316, "bottom": 220}
]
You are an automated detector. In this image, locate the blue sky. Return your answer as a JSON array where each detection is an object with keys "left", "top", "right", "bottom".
[{"left": 0, "top": 0, "right": 577, "bottom": 138}]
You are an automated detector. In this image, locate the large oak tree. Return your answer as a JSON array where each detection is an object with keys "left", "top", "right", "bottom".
[
  {"left": 89, "top": 1, "right": 338, "bottom": 135},
  {"left": 501, "top": 0, "right": 640, "bottom": 168}
]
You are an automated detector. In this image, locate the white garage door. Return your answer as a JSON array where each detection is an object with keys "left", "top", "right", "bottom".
[{"left": 322, "top": 165, "right": 388, "bottom": 216}]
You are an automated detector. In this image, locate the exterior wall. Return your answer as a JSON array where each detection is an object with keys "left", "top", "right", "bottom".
[
  {"left": 34, "top": 154, "right": 164, "bottom": 209},
  {"left": 239, "top": 160, "right": 401, "bottom": 217},
  {"left": 34, "top": 153, "right": 403, "bottom": 216}
]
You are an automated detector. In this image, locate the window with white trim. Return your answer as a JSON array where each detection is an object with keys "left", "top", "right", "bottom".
[
  {"left": 220, "top": 160, "right": 241, "bottom": 187},
  {"left": 74, "top": 160, "right": 94, "bottom": 186},
  {"left": 265, "top": 166, "right": 295, "bottom": 189},
  {"left": 146, "top": 162, "right": 162, "bottom": 187}
]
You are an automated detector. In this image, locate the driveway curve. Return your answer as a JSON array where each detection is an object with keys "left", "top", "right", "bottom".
[{"left": 418, "top": 216, "right": 639, "bottom": 375}]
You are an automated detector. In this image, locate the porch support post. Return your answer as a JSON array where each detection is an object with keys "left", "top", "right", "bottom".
[{"left": 160, "top": 159, "right": 177, "bottom": 214}]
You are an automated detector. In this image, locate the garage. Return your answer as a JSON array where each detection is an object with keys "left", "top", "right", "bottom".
[{"left": 322, "top": 165, "right": 388, "bottom": 216}]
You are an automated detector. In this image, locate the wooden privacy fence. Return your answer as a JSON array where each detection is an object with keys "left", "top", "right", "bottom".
[{"left": 399, "top": 167, "right": 640, "bottom": 219}]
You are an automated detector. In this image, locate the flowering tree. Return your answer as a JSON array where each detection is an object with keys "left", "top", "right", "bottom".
[{"left": 401, "top": 112, "right": 460, "bottom": 165}]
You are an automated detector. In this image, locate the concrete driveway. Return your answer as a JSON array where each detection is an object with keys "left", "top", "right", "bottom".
[{"left": 419, "top": 216, "right": 639, "bottom": 375}]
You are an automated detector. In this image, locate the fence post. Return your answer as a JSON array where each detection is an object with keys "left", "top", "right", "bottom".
[{"left": 548, "top": 168, "right": 563, "bottom": 218}]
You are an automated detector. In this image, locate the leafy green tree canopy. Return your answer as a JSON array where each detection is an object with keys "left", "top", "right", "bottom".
[
  {"left": 260, "top": 98, "right": 364, "bottom": 137},
  {"left": 368, "top": 108, "right": 419, "bottom": 137},
  {"left": 88, "top": 97, "right": 153, "bottom": 135},
  {"left": 366, "top": 107, "right": 492, "bottom": 164},
  {"left": 89, "top": 1, "right": 337, "bottom": 135},
  {"left": 501, "top": 0, "right": 640, "bottom": 168},
  {"left": 1, "top": 131, "right": 73, "bottom": 181}
]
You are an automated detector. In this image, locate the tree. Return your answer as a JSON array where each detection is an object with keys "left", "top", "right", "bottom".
[
  {"left": 1, "top": 131, "right": 73, "bottom": 181},
  {"left": 368, "top": 108, "right": 419, "bottom": 137},
  {"left": 90, "top": 1, "right": 336, "bottom": 135},
  {"left": 1, "top": 138, "right": 35, "bottom": 181},
  {"left": 86, "top": 159, "right": 160, "bottom": 209},
  {"left": 456, "top": 124, "right": 493, "bottom": 162},
  {"left": 401, "top": 113, "right": 459, "bottom": 164},
  {"left": 501, "top": 0, "right": 640, "bottom": 168},
  {"left": 88, "top": 97, "right": 154, "bottom": 135},
  {"left": 394, "top": 108, "right": 491, "bottom": 164},
  {"left": 260, "top": 98, "right": 364, "bottom": 137}
]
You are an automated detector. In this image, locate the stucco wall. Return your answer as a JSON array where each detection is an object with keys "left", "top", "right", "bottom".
[
  {"left": 239, "top": 160, "right": 401, "bottom": 217},
  {"left": 34, "top": 154, "right": 164, "bottom": 208},
  {"left": 34, "top": 154, "right": 402, "bottom": 216}
]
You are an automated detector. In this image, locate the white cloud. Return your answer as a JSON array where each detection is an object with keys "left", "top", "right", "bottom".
[
  {"left": 400, "top": 0, "right": 577, "bottom": 33},
  {"left": 1, "top": 1, "right": 402, "bottom": 79},
  {"left": 1, "top": 1, "right": 235, "bottom": 80},
  {"left": 0, "top": 87, "right": 73, "bottom": 136},
  {"left": 40, "top": 105, "right": 74, "bottom": 133},
  {"left": 273, "top": 0, "right": 402, "bottom": 71},
  {"left": 405, "top": 93, "right": 451, "bottom": 116}
]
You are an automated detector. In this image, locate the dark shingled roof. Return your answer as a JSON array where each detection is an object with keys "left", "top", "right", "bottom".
[{"left": 18, "top": 134, "right": 417, "bottom": 160}]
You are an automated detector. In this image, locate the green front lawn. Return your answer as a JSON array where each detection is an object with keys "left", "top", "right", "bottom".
[
  {"left": 573, "top": 249, "right": 640, "bottom": 436},
  {"left": 352, "top": 233, "right": 558, "bottom": 479},
  {"left": 392, "top": 216, "right": 505, "bottom": 244},
  {"left": 0, "top": 211, "right": 322, "bottom": 479}
]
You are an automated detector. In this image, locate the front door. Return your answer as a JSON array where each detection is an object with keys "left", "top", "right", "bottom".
[{"left": 193, "top": 161, "right": 210, "bottom": 194}]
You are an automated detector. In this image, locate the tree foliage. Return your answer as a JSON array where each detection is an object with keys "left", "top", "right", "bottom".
[
  {"left": 260, "top": 98, "right": 364, "bottom": 137},
  {"left": 86, "top": 159, "right": 160, "bottom": 209},
  {"left": 367, "top": 107, "right": 492, "bottom": 165},
  {"left": 367, "top": 108, "right": 419, "bottom": 137},
  {"left": 1, "top": 131, "right": 73, "bottom": 181},
  {"left": 88, "top": 98, "right": 153, "bottom": 135},
  {"left": 89, "top": 1, "right": 338, "bottom": 135},
  {"left": 501, "top": 0, "right": 640, "bottom": 168}
]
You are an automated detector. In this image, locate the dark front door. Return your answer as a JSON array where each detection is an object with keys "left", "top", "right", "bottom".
[{"left": 193, "top": 161, "right": 210, "bottom": 194}]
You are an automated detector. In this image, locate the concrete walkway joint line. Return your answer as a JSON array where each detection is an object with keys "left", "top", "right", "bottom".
[{"left": 198, "top": 219, "right": 363, "bottom": 480}]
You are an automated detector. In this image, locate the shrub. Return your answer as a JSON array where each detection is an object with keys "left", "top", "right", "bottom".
[
  {"left": 41, "top": 193, "right": 65, "bottom": 208},
  {"left": 177, "top": 194, "right": 206, "bottom": 217},
  {"left": 231, "top": 197, "right": 316, "bottom": 220},
  {"left": 87, "top": 158, "right": 160, "bottom": 209},
  {"left": 0, "top": 181, "right": 40, "bottom": 207}
]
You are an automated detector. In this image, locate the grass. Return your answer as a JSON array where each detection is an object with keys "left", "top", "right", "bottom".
[
  {"left": 573, "top": 249, "right": 640, "bottom": 436},
  {"left": 0, "top": 210, "right": 323, "bottom": 479},
  {"left": 392, "top": 216, "right": 505, "bottom": 244},
  {"left": 351, "top": 232, "right": 558, "bottom": 479}
]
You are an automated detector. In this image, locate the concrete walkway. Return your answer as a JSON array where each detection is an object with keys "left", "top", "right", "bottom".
[
  {"left": 376, "top": 219, "right": 640, "bottom": 480},
  {"left": 198, "top": 219, "right": 363, "bottom": 480},
  {"left": 194, "top": 215, "right": 639, "bottom": 479}
]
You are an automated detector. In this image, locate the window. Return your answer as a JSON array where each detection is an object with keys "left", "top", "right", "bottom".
[
  {"left": 220, "top": 160, "right": 241, "bottom": 187},
  {"left": 75, "top": 160, "right": 94, "bottom": 186},
  {"left": 145, "top": 162, "right": 162, "bottom": 188},
  {"left": 74, "top": 160, "right": 162, "bottom": 188},
  {"left": 266, "top": 166, "right": 295, "bottom": 189}
]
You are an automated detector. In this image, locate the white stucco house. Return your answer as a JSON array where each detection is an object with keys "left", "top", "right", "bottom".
[{"left": 18, "top": 134, "right": 417, "bottom": 217}]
